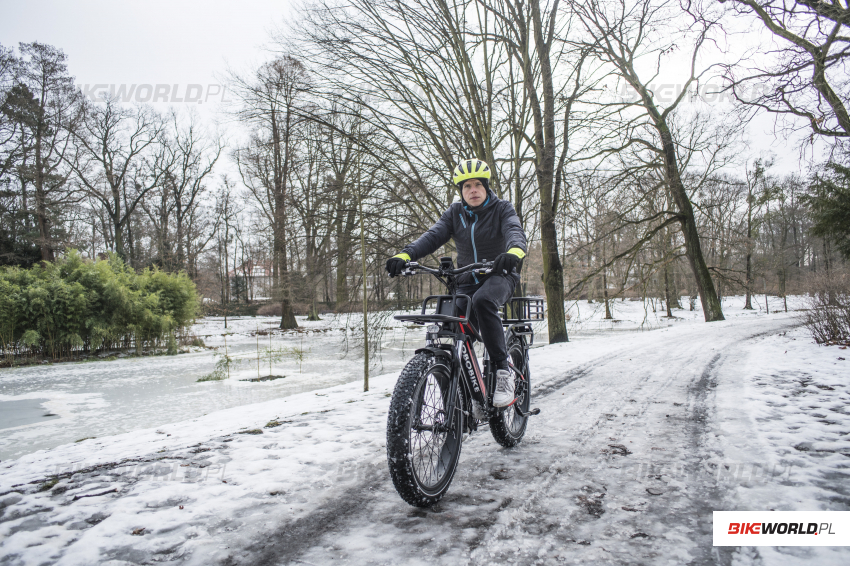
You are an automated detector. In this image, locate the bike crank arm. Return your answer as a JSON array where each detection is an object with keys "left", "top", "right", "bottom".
[{"left": 513, "top": 406, "right": 541, "bottom": 418}]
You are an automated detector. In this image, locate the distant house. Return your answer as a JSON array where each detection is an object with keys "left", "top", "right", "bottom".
[{"left": 228, "top": 260, "right": 273, "bottom": 301}]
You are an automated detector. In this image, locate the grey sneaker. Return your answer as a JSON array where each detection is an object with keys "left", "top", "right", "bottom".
[{"left": 492, "top": 368, "right": 515, "bottom": 407}]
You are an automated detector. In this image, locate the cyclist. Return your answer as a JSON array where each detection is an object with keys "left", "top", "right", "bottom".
[{"left": 385, "top": 158, "right": 527, "bottom": 407}]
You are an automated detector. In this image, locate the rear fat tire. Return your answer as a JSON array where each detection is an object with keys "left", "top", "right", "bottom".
[
  {"left": 387, "top": 353, "right": 464, "bottom": 507},
  {"left": 489, "top": 339, "right": 530, "bottom": 447}
]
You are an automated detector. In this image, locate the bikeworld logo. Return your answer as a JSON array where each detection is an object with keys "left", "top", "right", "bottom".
[
  {"left": 727, "top": 522, "right": 834, "bottom": 535},
  {"left": 714, "top": 511, "right": 849, "bottom": 546},
  {"left": 78, "top": 83, "right": 230, "bottom": 104}
]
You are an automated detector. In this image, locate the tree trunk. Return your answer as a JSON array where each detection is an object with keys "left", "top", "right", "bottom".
[
  {"left": 359, "top": 192, "right": 369, "bottom": 392},
  {"left": 664, "top": 265, "right": 673, "bottom": 318},
  {"left": 113, "top": 217, "right": 125, "bottom": 262},
  {"left": 176, "top": 207, "right": 185, "bottom": 270},
  {"left": 655, "top": 122, "right": 724, "bottom": 322},
  {"left": 744, "top": 188, "right": 754, "bottom": 309},
  {"left": 336, "top": 206, "right": 356, "bottom": 308},
  {"left": 109, "top": 180, "right": 128, "bottom": 262},
  {"left": 529, "top": 0, "right": 568, "bottom": 343},
  {"left": 602, "top": 237, "right": 612, "bottom": 319},
  {"left": 665, "top": 228, "right": 682, "bottom": 309},
  {"left": 33, "top": 137, "right": 54, "bottom": 262},
  {"left": 271, "top": 105, "right": 298, "bottom": 330}
]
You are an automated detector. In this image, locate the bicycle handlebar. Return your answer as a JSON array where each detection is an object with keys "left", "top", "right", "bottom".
[{"left": 399, "top": 260, "right": 493, "bottom": 277}]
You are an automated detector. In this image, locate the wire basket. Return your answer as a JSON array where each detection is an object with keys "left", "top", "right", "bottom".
[{"left": 500, "top": 297, "right": 545, "bottom": 323}]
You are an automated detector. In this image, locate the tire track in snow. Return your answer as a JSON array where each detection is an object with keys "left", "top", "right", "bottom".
[
  {"left": 453, "top": 319, "right": 795, "bottom": 564},
  {"left": 218, "top": 462, "right": 387, "bottom": 566},
  {"left": 475, "top": 320, "right": 797, "bottom": 565},
  {"left": 217, "top": 350, "right": 628, "bottom": 565},
  {"left": 462, "top": 339, "right": 717, "bottom": 564}
]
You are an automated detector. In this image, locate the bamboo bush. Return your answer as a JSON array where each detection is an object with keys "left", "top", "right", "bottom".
[{"left": 0, "top": 251, "right": 199, "bottom": 360}]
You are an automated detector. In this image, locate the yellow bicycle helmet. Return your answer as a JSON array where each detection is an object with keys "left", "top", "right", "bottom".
[{"left": 452, "top": 158, "right": 491, "bottom": 188}]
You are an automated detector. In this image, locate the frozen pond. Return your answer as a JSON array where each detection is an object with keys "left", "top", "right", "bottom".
[
  {"left": 0, "top": 398, "right": 60, "bottom": 430},
  {"left": 0, "top": 314, "right": 431, "bottom": 462}
]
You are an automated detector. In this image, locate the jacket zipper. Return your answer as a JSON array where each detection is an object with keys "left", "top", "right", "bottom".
[{"left": 471, "top": 212, "right": 479, "bottom": 283}]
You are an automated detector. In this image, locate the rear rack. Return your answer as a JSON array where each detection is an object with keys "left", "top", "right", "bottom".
[
  {"left": 394, "top": 295, "right": 544, "bottom": 325},
  {"left": 501, "top": 297, "right": 545, "bottom": 323}
]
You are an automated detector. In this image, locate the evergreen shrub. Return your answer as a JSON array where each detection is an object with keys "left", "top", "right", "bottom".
[{"left": 0, "top": 251, "right": 199, "bottom": 359}]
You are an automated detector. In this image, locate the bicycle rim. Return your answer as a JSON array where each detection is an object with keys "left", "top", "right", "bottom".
[
  {"left": 409, "top": 367, "right": 461, "bottom": 493},
  {"left": 502, "top": 343, "right": 529, "bottom": 435}
]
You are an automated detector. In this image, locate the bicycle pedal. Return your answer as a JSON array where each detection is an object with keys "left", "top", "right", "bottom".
[{"left": 515, "top": 405, "right": 541, "bottom": 417}]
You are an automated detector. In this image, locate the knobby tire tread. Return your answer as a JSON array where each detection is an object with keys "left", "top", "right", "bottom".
[
  {"left": 489, "top": 339, "right": 530, "bottom": 448},
  {"left": 386, "top": 353, "right": 461, "bottom": 507}
]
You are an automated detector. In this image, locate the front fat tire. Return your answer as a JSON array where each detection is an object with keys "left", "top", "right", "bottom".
[
  {"left": 387, "top": 353, "right": 463, "bottom": 507},
  {"left": 489, "top": 340, "right": 530, "bottom": 448}
]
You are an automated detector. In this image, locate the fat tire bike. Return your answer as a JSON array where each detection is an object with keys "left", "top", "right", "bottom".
[{"left": 386, "top": 257, "right": 544, "bottom": 507}]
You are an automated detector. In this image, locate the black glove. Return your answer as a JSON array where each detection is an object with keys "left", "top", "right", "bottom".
[
  {"left": 492, "top": 251, "right": 521, "bottom": 275},
  {"left": 386, "top": 256, "right": 408, "bottom": 277}
]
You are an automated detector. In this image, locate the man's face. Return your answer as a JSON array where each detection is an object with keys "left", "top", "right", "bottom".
[{"left": 462, "top": 179, "right": 487, "bottom": 207}]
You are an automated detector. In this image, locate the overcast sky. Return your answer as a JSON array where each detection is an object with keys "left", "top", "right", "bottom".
[
  {"left": 1, "top": 0, "right": 820, "bottom": 176},
  {"left": 1, "top": 0, "right": 293, "bottom": 112}
]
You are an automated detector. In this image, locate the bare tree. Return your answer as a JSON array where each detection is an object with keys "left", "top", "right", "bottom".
[
  {"left": 298, "top": 0, "right": 582, "bottom": 341},
  {"left": 482, "top": 0, "right": 596, "bottom": 342},
  {"left": 214, "top": 176, "right": 241, "bottom": 327},
  {"left": 319, "top": 104, "right": 361, "bottom": 308},
  {"left": 161, "top": 110, "right": 222, "bottom": 273},
  {"left": 742, "top": 159, "right": 771, "bottom": 308},
  {"left": 291, "top": 119, "right": 337, "bottom": 319},
  {"left": 69, "top": 95, "right": 169, "bottom": 263},
  {"left": 231, "top": 55, "right": 311, "bottom": 329},
  {"left": 721, "top": 0, "right": 850, "bottom": 143},
  {"left": 568, "top": 0, "right": 733, "bottom": 321}
]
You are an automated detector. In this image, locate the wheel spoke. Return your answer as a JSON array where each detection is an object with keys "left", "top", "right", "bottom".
[
  {"left": 409, "top": 370, "right": 455, "bottom": 490},
  {"left": 498, "top": 346, "right": 529, "bottom": 437}
]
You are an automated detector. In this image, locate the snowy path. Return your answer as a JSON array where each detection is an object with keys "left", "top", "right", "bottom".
[{"left": 1, "top": 313, "right": 848, "bottom": 565}]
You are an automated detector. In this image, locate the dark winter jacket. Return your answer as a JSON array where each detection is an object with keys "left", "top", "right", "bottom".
[{"left": 402, "top": 188, "right": 527, "bottom": 285}]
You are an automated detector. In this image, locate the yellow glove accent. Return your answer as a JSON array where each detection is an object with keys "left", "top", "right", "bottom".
[
  {"left": 393, "top": 252, "right": 411, "bottom": 261},
  {"left": 507, "top": 247, "right": 526, "bottom": 259}
]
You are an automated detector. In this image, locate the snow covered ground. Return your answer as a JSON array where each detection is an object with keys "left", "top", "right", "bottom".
[
  {"left": 0, "top": 295, "right": 802, "bottom": 463},
  {"left": 2, "top": 297, "right": 848, "bottom": 565}
]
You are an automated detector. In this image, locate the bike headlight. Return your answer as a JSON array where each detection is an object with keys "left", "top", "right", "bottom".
[{"left": 426, "top": 324, "right": 441, "bottom": 344}]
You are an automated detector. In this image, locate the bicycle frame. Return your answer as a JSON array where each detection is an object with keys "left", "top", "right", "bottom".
[{"left": 393, "top": 258, "right": 526, "bottom": 431}]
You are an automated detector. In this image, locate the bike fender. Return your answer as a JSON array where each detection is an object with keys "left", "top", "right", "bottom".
[{"left": 414, "top": 346, "right": 453, "bottom": 362}]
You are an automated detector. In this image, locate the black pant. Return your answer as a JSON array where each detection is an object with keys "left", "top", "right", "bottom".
[{"left": 457, "top": 274, "right": 518, "bottom": 364}]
